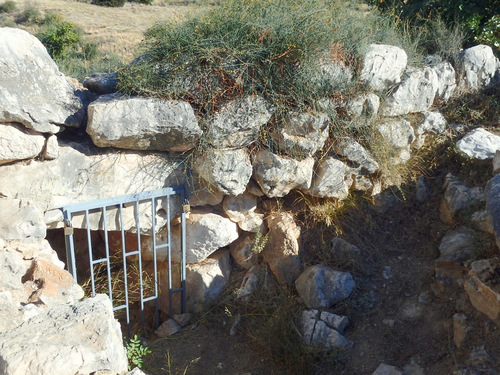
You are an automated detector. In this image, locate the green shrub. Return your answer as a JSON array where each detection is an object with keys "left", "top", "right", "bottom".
[
  {"left": 118, "top": 0, "right": 416, "bottom": 115},
  {"left": 37, "top": 19, "right": 82, "bottom": 59},
  {"left": 129, "top": 0, "right": 154, "bottom": 4},
  {"left": 17, "top": 6, "right": 42, "bottom": 25},
  {"left": 0, "top": 1, "right": 16, "bottom": 13},
  {"left": 126, "top": 335, "right": 151, "bottom": 370},
  {"left": 92, "top": 0, "right": 126, "bottom": 7},
  {"left": 370, "top": 0, "right": 500, "bottom": 53}
]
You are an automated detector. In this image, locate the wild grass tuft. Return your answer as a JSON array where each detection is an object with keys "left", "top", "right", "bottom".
[{"left": 118, "top": 0, "right": 420, "bottom": 116}]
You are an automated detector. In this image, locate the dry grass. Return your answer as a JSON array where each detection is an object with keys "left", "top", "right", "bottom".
[{"left": 14, "top": 0, "right": 207, "bottom": 61}]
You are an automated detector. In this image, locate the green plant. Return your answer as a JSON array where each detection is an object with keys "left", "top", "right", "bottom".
[
  {"left": 118, "top": 0, "right": 417, "bottom": 117},
  {"left": 0, "top": 1, "right": 16, "bottom": 13},
  {"left": 129, "top": 0, "right": 154, "bottom": 4},
  {"left": 251, "top": 230, "right": 268, "bottom": 254},
  {"left": 126, "top": 334, "right": 151, "bottom": 369},
  {"left": 17, "top": 6, "right": 42, "bottom": 25},
  {"left": 93, "top": 0, "right": 126, "bottom": 7},
  {"left": 36, "top": 19, "right": 82, "bottom": 58}
]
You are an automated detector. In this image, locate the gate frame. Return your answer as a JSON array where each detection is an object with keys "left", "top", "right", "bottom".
[{"left": 61, "top": 186, "right": 187, "bottom": 337}]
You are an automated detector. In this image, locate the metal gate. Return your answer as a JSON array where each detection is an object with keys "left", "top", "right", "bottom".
[{"left": 61, "top": 187, "right": 187, "bottom": 337}]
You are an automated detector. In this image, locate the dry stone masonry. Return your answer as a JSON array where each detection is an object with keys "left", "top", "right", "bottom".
[{"left": 1, "top": 24, "right": 500, "bottom": 374}]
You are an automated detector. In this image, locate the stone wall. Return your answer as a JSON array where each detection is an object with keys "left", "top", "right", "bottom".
[{"left": 1, "top": 26, "right": 500, "bottom": 373}]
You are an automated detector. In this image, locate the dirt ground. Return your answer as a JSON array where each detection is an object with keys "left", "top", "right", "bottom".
[
  {"left": 140, "top": 169, "right": 500, "bottom": 375},
  {"left": 14, "top": 0, "right": 205, "bottom": 60}
]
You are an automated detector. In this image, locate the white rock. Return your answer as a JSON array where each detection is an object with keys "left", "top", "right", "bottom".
[
  {"left": 252, "top": 150, "right": 314, "bottom": 198},
  {"left": 334, "top": 138, "right": 379, "bottom": 174},
  {"left": 22, "top": 258, "right": 84, "bottom": 308},
  {"left": 0, "top": 123, "right": 45, "bottom": 165},
  {"left": 186, "top": 172, "right": 224, "bottom": 207},
  {"left": 186, "top": 250, "right": 231, "bottom": 312},
  {"left": 360, "top": 44, "right": 407, "bottom": 91},
  {"left": 346, "top": 93, "right": 380, "bottom": 123},
  {"left": 0, "top": 199, "right": 46, "bottom": 240},
  {"left": 373, "top": 363, "right": 403, "bottom": 375},
  {"left": 230, "top": 233, "right": 260, "bottom": 269},
  {"left": 0, "top": 294, "right": 128, "bottom": 375},
  {"left": 42, "top": 135, "right": 59, "bottom": 160},
  {"left": 486, "top": 174, "right": 500, "bottom": 249},
  {"left": 456, "top": 128, "right": 500, "bottom": 160},
  {"left": 193, "top": 148, "right": 252, "bottom": 196},
  {"left": 261, "top": 212, "right": 301, "bottom": 285},
  {"left": 415, "top": 111, "right": 447, "bottom": 135},
  {"left": 87, "top": 94, "right": 202, "bottom": 152},
  {"left": 4, "top": 238, "right": 64, "bottom": 269},
  {"left": 222, "top": 193, "right": 264, "bottom": 233},
  {"left": 0, "top": 28, "right": 83, "bottom": 133},
  {"left": 206, "top": 95, "right": 274, "bottom": 148},
  {"left": 172, "top": 209, "right": 239, "bottom": 264},
  {"left": 381, "top": 67, "right": 439, "bottom": 116},
  {"left": 300, "top": 310, "right": 353, "bottom": 350},
  {"left": 272, "top": 111, "right": 329, "bottom": 158},
  {"left": 376, "top": 119, "right": 415, "bottom": 164},
  {"left": 432, "top": 61, "right": 456, "bottom": 101},
  {"left": 308, "top": 158, "right": 352, "bottom": 199},
  {"left": 440, "top": 177, "right": 484, "bottom": 223},
  {"left": 295, "top": 264, "right": 355, "bottom": 308},
  {"left": 0, "top": 143, "right": 186, "bottom": 220},
  {"left": 459, "top": 45, "right": 500, "bottom": 90},
  {"left": 493, "top": 150, "right": 500, "bottom": 175}
]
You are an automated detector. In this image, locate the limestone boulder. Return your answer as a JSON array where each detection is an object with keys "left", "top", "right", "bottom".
[
  {"left": 0, "top": 294, "right": 128, "bottom": 375},
  {"left": 186, "top": 250, "right": 232, "bottom": 313},
  {"left": 0, "top": 142, "right": 186, "bottom": 217},
  {"left": 373, "top": 364, "right": 403, "bottom": 375},
  {"left": 172, "top": 208, "right": 239, "bottom": 264},
  {"left": 440, "top": 175, "right": 484, "bottom": 223},
  {"left": 222, "top": 192, "right": 264, "bottom": 233},
  {"left": 434, "top": 228, "right": 480, "bottom": 289},
  {"left": 193, "top": 148, "right": 252, "bottom": 196},
  {"left": 486, "top": 174, "right": 500, "bottom": 248},
  {"left": 261, "top": 212, "right": 301, "bottom": 285},
  {"left": 87, "top": 94, "right": 202, "bottom": 152},
  {"left": 2, "top": 238, "right": 64, "bottom": 270},
  {"left": 360, "top": 44, "right": 408, "bottom": 91},
  {"left": 376, "top": 119, "right": 415, "bottom": 164},
  {"left": 0, "top": 250, "right": 28, "bottom": 294},
  {"left": 493, "top": 150, "right": 500, "bottom": 175},
  {"left": 206, "top": 95, "right": 274, "bottom": 148},
  {"left": 415, "top": 111, "right": 447, "bottom": 135},
  {"left": 0, "top": 199, "right": 46, "bottom": 240},
  {"left": 82, "top": 72, "right": 118, "bottom": 94},
  {"left": 381, "top": 67, "right": 439, "bottom": 116},
  {"left": 307, "top": 158, "right": 352, "bottom": 199},
  {"left": 0, "top": 28, "right": 83, "bottom": 133},
  {"left": 22, "top": 259, "right": 84, "bottom": 308},
  {"left": 43, "top": 134, "right": 59, "bottom": 160},
  {"left": 0, "top": 123, "right": 46, "bottom": 165},
  {"left": 465, "top": 276, "right": 500, "bottom": 320},
  {"left": 272, "top": 111, "right": 329, "bottom": 158},
  {"left": 432, "top": 61, "right": 456, "bottom": 101},
  {"left": 334, "top": 138, "right": 379, "bottom": 174},
  {"left": 346, "top": 93, "right": 380, "bottom": 127},
  {"left": 315, "top": 56, "right": 353, "bottom": 90},
  {"left": 300, "top": 309, "right": 353, "bottom": 350},
  {"left": 230, "top": 233, "right": 260, "bottom": 269},
  {"left": 186, "top": 171, "right": 224, "bottom": 207},
  {"left": 252, "top": 150, "right": 314, "bottom": 198},
  {"left": 459, "top": 45, "right": 500, "bottom": 90},
  {"left": 295, "top": 264, "right": 355, "bottom": 308},
  {"left": 456, "top": 128, "right": 500, "bottom": 160},
  {"left": 237, "top": 263, "right": 275, "bottom": 300}
]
